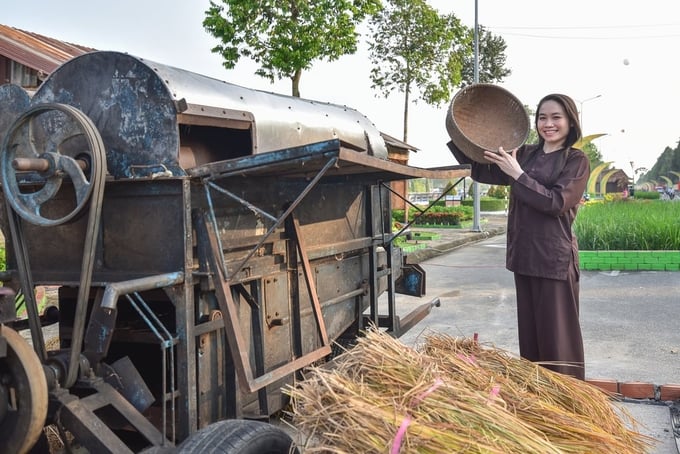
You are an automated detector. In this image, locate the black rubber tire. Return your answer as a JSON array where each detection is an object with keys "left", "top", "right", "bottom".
[{"left": 177, "top": 419, "right": 298, "bottom": 454}]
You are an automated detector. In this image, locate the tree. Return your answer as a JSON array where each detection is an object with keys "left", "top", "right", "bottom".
[
  {"left": 582, "top": 142, "right": 604, "bottom": 169},
  {"left": 367, "top": 0, "right": 470, "bottom": 142},
  {"left": 203, "top": 0, "right": 381, "bottom": 97},
  {"left": 639, "top": 143, "right": 680, "bottom": 185},
  {"left": 523, "top": 105, "right": 538, "bottom": 144},
  {"left": 459, "top": 26, "right": 511, "bottom": 86}
]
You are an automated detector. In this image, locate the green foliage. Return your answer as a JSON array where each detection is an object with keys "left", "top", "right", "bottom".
[
  {"left": 522, "top": 105, "right": 538, "bottom": 145},
  {"left": 634, "top": 191, "right": 661, "bottom": 200},
  {"left": 461, "top": 197, "right": 507, "bottom": 211},
  {"left": 203, "top": 0, "right": 381, "bottom": 96},
  {"left": 367, "top": 0, "right": 508, "bottom": 141},
  {"left": 574, "top": 201, "right": 680, "bottom": 250},
  {"left": 637, "top": 143, "right": 680, "bottom": 186},
  {"left": 459, "top": 26, "right": 511, "bottom": 86},
  {"left": 582, "top": 142, "right": 604, "bottom": 168},
  {"left": 408, "top": 178, "right": 428, "bottom": 193},
  {"left": 486, "top": 185, "right": 508, "bottom": 199},
  {"left": 571, "top": 133, "right": 606, "bottom": 170},
  {"left": 392, "top": 205, "right": 473, "bottom": 226},
  {"left": 368, "top": 0, "right": 468, "bottom": 109}
]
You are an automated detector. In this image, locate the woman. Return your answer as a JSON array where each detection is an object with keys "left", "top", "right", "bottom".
[{"left": 448, "top": 93, "right": 590, "bottom": 380}]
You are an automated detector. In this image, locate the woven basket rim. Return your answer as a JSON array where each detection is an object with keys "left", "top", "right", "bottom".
[{"left": 446, "top": 84, "right": 529, "bottom": 163}]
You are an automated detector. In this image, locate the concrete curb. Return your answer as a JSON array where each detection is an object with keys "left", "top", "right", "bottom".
[{"left": 407, "top": 226, "right": 507, "bottom": 264}]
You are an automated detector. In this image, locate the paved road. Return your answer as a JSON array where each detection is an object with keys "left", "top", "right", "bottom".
[{"left": 394, "top": 232, "right": 679, "bottom": 454}]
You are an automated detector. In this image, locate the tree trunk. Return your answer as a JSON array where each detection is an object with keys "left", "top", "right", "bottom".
[
  {"left": 402, "top": 85, "right": 410, "bottom": 143},
  {"left": 402, "top": 83, "right": 411, "bottom": 224},
  {"left": 292, "top": 69, "right": 302, "bottom": 97}
]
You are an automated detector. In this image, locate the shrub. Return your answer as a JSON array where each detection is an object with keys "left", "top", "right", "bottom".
[
  {"left": 634, "top": 191, "right": 660, "bottom": 200},
  {"left": 392, "top": 206, "right": 473, "bottom": 226},
  {"left": 461, "top": 197, "right": 507, "bottom": 211},
  {"left": 487, "top": 185, "right": 509, "bottom": 199},
  {"left": 417, "top": 210, "right": 465, "bottom": 225}
]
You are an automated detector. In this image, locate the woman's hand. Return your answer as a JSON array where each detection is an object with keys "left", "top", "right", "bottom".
[{"left": 482, "top": 147, "right": 524, "bottom": 180}]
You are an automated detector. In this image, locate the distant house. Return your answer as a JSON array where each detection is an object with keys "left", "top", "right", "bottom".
[
  {"left": 593, "top": 168, "right": 630, "bottom": 194},
  {"left": 0, "top": 24, "right": 93, "bottom": 92}
]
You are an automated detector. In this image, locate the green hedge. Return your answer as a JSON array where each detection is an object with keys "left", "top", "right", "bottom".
[
  {"left": 633, "top": 191, "right": 661, "bottom": 200},
  {"left": 393, "top": 205, "right": 473, "bottom": 226},
  {"left": 461, "top": 197, "right": 507, "bottom": 211}
]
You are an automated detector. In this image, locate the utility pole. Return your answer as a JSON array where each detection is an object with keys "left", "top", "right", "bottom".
[{"left": 471, "top": 0, "right": 482, "bottom": 232}]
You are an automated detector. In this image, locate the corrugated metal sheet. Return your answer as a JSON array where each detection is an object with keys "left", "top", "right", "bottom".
[
  {"left": 0, "top": 24, "right": 94, "bottom": 74},
  {"left": 381, "top": 132, "right": 419, "bottom": 152}
]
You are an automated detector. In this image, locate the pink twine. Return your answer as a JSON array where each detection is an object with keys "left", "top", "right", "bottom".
[
  {"left": 412, "top": 378, "right": 444, "bottom": 406},
  {"left": 456, "top": 353, "right": 477, "bottom": 365},
  {"left": 391, "top": 378, "right": 444, "bottom": 454},
  {"left": 391, "top": 415, "right": 412, "bottom": 454},
  {"left": 486, "top": 384, "right": 501, "bottom": 405}
]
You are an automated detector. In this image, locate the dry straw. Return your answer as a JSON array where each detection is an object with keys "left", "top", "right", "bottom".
[{"left": 286, "top": 329, "right": 654, "bottom": 453}]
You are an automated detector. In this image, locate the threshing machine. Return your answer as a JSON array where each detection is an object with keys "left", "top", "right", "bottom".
[{"left": 0, "top": 51, "right": 469, "bottom": 453}]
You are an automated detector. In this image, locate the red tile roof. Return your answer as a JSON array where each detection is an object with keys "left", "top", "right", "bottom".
[{"left": 0, "top": 24, "right": 94, "bottom": 73}]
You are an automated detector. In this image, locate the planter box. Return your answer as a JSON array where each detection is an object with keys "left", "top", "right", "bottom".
[
  {"left": 411, "top": 232, "right": 441, "bottom": 241},
  {"left": 579, "top": 251, "right": 680, "bottom": 271},
  {"left": 400, "top": 243, "right": 428, "bottom": 254}
]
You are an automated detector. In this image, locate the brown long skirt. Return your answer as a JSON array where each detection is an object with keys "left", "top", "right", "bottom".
[{"left": 514, "top": 265, "right": 585, "bottom": 380}]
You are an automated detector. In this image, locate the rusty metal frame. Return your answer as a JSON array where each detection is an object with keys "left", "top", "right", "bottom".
[
  {"left": 83, "top": 272, "right": 184, "bottom": 446},
  {"left": 55, "top": 379, "right": 170, "bottom": 454},
  {"left": 203, "top": 155, "right": 338, "bottom": 282},
  {"left": 289, "top": 216, "right": 330, "bottom": 346},
  {"left": 194, "top": 144, "right": 384, "bottom": 393},
  {"left": 199, "top": 213, "right": 331, "bottom": 393},
  {"left": 365, "top": 177, "right": 468, "bottom": 336},
  {"left": 124, "top": 291, "right": 178, "bottom": 445}
]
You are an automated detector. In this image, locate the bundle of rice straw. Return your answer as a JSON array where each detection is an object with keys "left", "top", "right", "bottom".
[{"left": 285, "top": 329, "right": 654, "bottom": 453}]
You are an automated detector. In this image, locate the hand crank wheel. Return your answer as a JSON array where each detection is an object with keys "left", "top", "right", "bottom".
[
  {"left": 0, "top": 325, "right": 48, "bottom": 454},
  {"left": 0, "top": 103, "right": 106, "bottom": 226}
]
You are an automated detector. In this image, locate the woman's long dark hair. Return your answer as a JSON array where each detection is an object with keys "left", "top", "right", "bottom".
[
  {"left": 535, "top": 93, "right": 582, "bottom": 150},
  {"left": 522, "top": 93, "right": 583, "bottom": 186}
]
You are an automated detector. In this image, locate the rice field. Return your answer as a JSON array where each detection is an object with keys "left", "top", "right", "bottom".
[{"left": 574, "top": 200, "right": 680, "bottom": 250}]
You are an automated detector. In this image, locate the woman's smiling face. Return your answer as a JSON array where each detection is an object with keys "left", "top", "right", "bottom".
[{"left": 536, "top": 99, "right": 569, "bottom": 151}]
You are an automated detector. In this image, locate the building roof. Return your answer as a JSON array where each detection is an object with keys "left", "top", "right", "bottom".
[
  {"left": 0, "top": 24, "right": 94, "bottom": 74},
  {"left": 595, "top": 168, "right": 630, "bottom": 182},
  {"left": 381, "top": 132, "right": 419, "bottom": 153}
]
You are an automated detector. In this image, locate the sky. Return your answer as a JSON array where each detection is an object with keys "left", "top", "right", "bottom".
[{"left": 5, "top": 1, "right": 680, "bottom": 177}]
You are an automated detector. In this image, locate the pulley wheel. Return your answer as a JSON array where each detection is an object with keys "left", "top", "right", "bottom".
[
  {"left": 0, "top": 325, "right": 48, "bottom": 454},
  {"left": 0, "top": 102, "right": 106, "bottom": 226}
]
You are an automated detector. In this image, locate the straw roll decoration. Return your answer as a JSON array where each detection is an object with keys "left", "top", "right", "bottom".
[{"left": 446, "top": 84, "right": 530, "bottom": 164}]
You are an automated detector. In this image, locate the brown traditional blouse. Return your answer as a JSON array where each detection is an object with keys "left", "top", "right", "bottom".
[{"left": 448, "top": 142, "right": 591, "bottom": 280}]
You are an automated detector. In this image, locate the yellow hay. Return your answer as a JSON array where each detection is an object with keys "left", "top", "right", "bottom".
[{"left": 286, "top": 329, "right": 654, "bottom": 453}]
